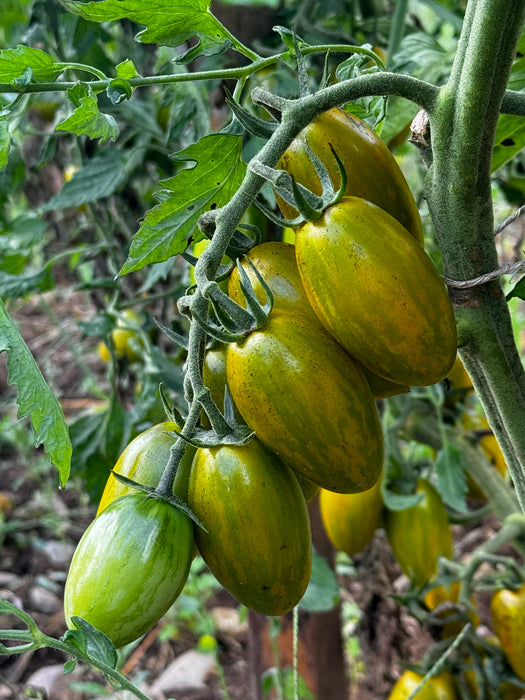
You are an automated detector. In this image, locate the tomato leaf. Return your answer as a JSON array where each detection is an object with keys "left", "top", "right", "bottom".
[
  {"left": 0, "top": 45, "right": 64, "bottom": 83},
  {"left": 506, "top": 277, "right": 525, "bottom": 302},
  {"left": 56, "top": 83, "right": 119, "bottom": 143},
  {"left": 63, "top": 617, "right": 118, "bottom": 670},
  {"left": 58, "top": 0, "right": 232, "bottom": 60},
  {"left": 434, "top": 443, "right": 469, "bottom": 513},
  {"left": 299, "top": 549, "right": 339, "bottom": 613},
  {"left": 0, "top": 300, "right": 72, "bottom": 486},
  {"left": 0, "top": 266, "right": 55, "bottom": 298},
  {"left": 120, "top": 134, "right": 246, "bottom": 275},
  {"left": 43, "top": 151, "right": 127, "bottom": 210}
]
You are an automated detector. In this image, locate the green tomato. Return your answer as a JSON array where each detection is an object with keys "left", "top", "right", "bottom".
[
  {"left": 227, "top": 311, "right": 383, "bottom": 493},
  {"left": 64, "top": 493, "right": 193, "bottom": 648},
  {"left": 187, "top": 438, "right": 311, "bottom": 616},
  {"left": 385, "top": 479, "right": 453, "bottom": 586},
  {"left": 97, "top": 422, "right": 195, "bottom": 514}
]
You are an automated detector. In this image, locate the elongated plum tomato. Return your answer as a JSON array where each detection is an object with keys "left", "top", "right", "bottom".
[
  {"left": 319, "top": 477, "right": 383, "bottom": 556},
  {"left": 384, "top": 478, "right": 453, "bottom": 586},
  {"left": 227, "top": 311, "right": 383, "bottom": 493},
  {"left": 187, "top": 439, "right": 311, "bottom": 616},
  {"left": 490, "top": 582, "right": 525, "bottom": 682},
  {"left": 97, "top": 422, "right": 195, "bottom": 514},
  {"left": 229, "top": 242, "right": 408, "bottom": 399},
  {"left": 296, "top": 197, "right": 457, "bottom": 387},
  {"left": 276, "top": 107, "right": 423, "bottom": 243},
  {"left": 388, "top": 670, "right": 459, "bottom": 699},
  {"left": 64, "top": 492, "right": 193, "bottom": 648}
]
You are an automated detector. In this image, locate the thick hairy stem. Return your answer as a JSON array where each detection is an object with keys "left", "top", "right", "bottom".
[{"left": 427, "top": 0, "right": 525, "bottom": 510}]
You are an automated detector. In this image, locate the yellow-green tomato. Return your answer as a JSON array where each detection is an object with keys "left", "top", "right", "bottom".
[
  {"left": 97, "top": 422, "right": 195, "bottom": 514},
  {"left": 384, "top": 479, "right": 453, "bottom": 586},
  {"left": 319, "top": 478, "right": 383, "bottom": 556},
  {"left": 227, "top": 311, "right": 384, "bottom": 493},
  {"left": 98, "top": 309, "right": 143, "bottom": 363},
  {"left": 490, "top": 583, "right": 525, "bottom": 682},
  {"left": 64, "top": 493, "right": 193, "bottom": 648},
  {"left": 276, "top": 107, "right": 423, "bottom": 243},
  {"left": 296, "top": 197, "right": 457, "bottom": 387},
  {"left": 187, "top": 439, "right": 312, "bottom": 616},
  {"left": 388, "top": 670, "right": 459, "bottom": 699}
]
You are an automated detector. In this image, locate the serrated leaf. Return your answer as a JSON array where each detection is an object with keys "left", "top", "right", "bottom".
[
  {"left": 63, "top": 617, "right": 118, "bottom": 669},
  {"left": 116, "top": 59, "right": 140, "bottom": 79},
  {"left": 0, "top": 118, "right": 10, "bottom": 171},
  {"left": 434, "top": 443, "right": 468, "bottom": 513},
  {"left": 299, "top": 549, "right": 339, "bottom": 613},
  {"left": 59, "top": 0, "right": 232, "bottom": 58},
  {"left": 106, "top": 78, "right": 133, "bottom": 104},
  {"left": 120, "top": 134, "right": 246, "bottom": 275},
  {"left": 57, "top": 83, "right": 118, "bottom": 143},
  {"left": 0, "top": 300, "right": 71, "bottom": 486},
  {"left": 0, "top": 45, "right": 64, "bottom": 83},
  {"left": 0, "top": 266, "right": 54, "bottom": 298},
  {"left": 43, "top": 151, "right": 127, "bottom": 210}
]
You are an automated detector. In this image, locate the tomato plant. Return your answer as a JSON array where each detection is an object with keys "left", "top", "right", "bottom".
[{"left": 387, "top": 670, "right": 459, "bottom": 699}]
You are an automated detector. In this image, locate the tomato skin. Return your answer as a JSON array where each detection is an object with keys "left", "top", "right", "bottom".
[
  {"left": 319, "top": 478, "right": 383, "bottom": 556},
  {"left": 276, "top": 107, "right": 423, "bottom": 243},
  {"left": 229, "top": 241, "right": 408, "bottom": 399},
  {"left": 461, "top": 411, "right": 507, "bottom": 500},
  {"left": 187, "top": 439, "right": 312, "bottom": 616},
  {"left": 64, "top": 493, "right": 193, "bottom": 648},
  {"left": 491, "top": 583, "right": 525, "bottom": 682},
  {"left": 445, "top": 355, "right": 474, "bottom": 405},
  {"left": 388, "top": 670, "right": 459, "bottom": 699},
  {"left": 97, "top": 422, "right": 195, "bottom": 515},
  {"left": 385, "top": 479, "right": 453, "bottom": 586},
  {"left": 296, "top": 197, "right": 457, "bottom": 387},
  {"left": 227, "top": 311, "right": 383, "bottom": 493}
]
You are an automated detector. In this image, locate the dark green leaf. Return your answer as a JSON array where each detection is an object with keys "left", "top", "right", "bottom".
[
  {"left": 299, "top": 549, "right": 339, "bottom": 612},
  {"left": 434, "top": 443, "right": 468, "bottom": 513},
  {"left": 506, "top": 276, "right": 525, "bottom": 302},
  {"left": 59, "top": 0, "right": 233, "bottom": 58},
  {"left": 0, "top": 266, "right": 54, "bottom": 298},
  {"left": 57, "top": 83, "right": 118, "bottom": 143},
  {"left": 0, "top": 300, "right": 72, "bottom": 486},
  {"left": 43, "top": 151, "right": 127, "bottom": 210},
  {"left": 120, "top": 134, "right": 246, "bottom": 275}
]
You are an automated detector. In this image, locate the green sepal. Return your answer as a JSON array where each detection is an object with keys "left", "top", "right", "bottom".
[
  {"left": 154, "top": 318, "right": 188, "bottom": 350},
  {"left": 168, "top": 424, "right": 254, "bottom": 449},
  {"left": 225, "top": 90, "right": 277, "bottom": 139}
]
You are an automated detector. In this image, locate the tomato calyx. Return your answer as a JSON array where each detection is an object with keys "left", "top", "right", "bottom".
[
  {"left": 110, "top": 471, "right": 208, "bottom": 531},
  {"left": 186, "top": 256, "right": 274, "bottom": 343}
]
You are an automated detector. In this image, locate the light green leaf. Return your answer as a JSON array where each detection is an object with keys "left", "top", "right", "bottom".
[
  {"left": 116, "top": 59, "right": 140, "bottom": 79},
  {"left": 59, "top": 0, "right": 232, "bottom": 58},
  {"left": 57, "top": 83, "right": 118, "bottom": 143},
  {"left": 492, "top": 116, "right": 525, "bottom": 173},
  {"left": 434, "top": 443, "right": 468, "bottom": 513},
  {"left": 43, "top": 151, "right": 127, "bottom": 210},
  {"left": 0, "top": 300, "right": 72, "bottom": 486},
  {"left": 120, "top": 134, "right": 246, "bottom": 275},
  {"left": 0, "top": 45, "right": 64, "bottom": 83},
  {"left": 0, "top": 118, "right": 9, "bottom": 170}
]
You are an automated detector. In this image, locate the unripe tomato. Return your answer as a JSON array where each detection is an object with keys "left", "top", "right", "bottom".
[
  {"left": 97, "top": 421, "right": 195, "bottom": 514},
  {"left": 229, "top": 242, "right": 408, "bottom": 399},
  {"left": 385, "top": 479, "right": 453, "bottom": 586},
  {"left": 423, "top": 581, "right": 479, "bottom": 638},
  {"left": 187, "top": 439, "right": 312, "bottom": 616},
  {"left": 296, "top": 197, "right": 457, "bottom": 387},
  {"left": 64, "top": 493, "right": 193, "bottom": 648},
  {"left": 445, "top": 355, "right": 474, "bottom": 405},
  {"left": 227, "top": 311, "right": 383, "bottom": 493},
  {"left": 201, "top": 342, "right": 242, "bottom": 424},
  {"left": 98, "top": 309, "right": 143, "bottom": 363},
  {"left": 388, "top": 670, "right": 459, "bottom": 699},
  {"left": 319, "top": 478, "right": 383, "bottom": 556},
  {"left": 491, "top": 583, "right": 525, "bottom": 682},
  {"left": 276, "top": 107, "right": 423, "bottom": 243}
]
